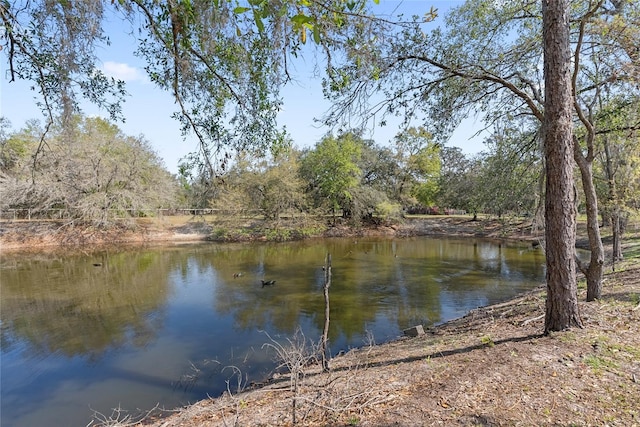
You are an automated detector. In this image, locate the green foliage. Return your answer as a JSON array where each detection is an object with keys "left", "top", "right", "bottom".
[
  {"left": 357, "top": 139, "right": 398, "bottom": 197},
  {"left": 0, "top": 1, "right": 127, "bottom": 127},
  {"left": 480, "top": 335, "right": 494, "bottom": 347},
  {"left": 436, "top": 147, "right": 481, "bottom": 215},
  {"left": 583, "top": 354, "right": 618, "bottom": 374},
  {"left": 8, "top": 0, "right": 637, "bottom": 231},
  {"left": 323, "top": 0, "right": 547, "bottom": 140},
  {"left": 392, "top": 128, "right": 442, "bottom": 207},
  {"left": 346, "top": 185, "right": 388, "bottom": 225},
  {"left": 476, "top": 125, "right": 541, "bottom": 217},
  {"left": 0, "top": 115, "right": 179, "bottom": 226},
  {"left": 322, "top": 0, "right": 639, "bottom": 225},
  {"left": 264, "top": 227, "right": 292, "bottom": 242},
  {"left": 412, "top": 181, "right": 439, "bottom": 208},
  {"left": 258, "top": 152, "right": 307, "bottom": 220},
  {"left": 208, "top": 131, "right": 412, "bottom": 226},
  {"left": 593, "top": 96, "right": 640, "bottom": 218},
  {"left": 132, "top": 0, "right": 292, "bottom": 171},
  {"left": 374, "top": 200, "right": 402, "bottom": 222},
  {"left": 299, "top": 132, "right": 362, "bottom": 220},
  {"left": 1, "top": 0, "right": 389, "bottom": 176},
  {"left": 0, "top": 118, "right": 38, "bottom": 171},
  {"left": 434, "top": 122, "right": 541, "bottom": 219},
  {"left": 211, "top": 149, "right": 306, "bottom": 220}
]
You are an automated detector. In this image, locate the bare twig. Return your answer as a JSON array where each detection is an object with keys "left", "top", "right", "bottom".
[
  {"left": 262, "top": 328, "right": 321, "bottom": 424},
  {"left": 220, "top": 365, "right": 246, "bottom": 427},
  {"left": 88, "top": 403, "right": 160, "bottom": 427}
]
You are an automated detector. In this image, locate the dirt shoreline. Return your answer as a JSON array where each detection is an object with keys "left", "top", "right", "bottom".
[
  {"left": 3, "top": 217, "right": 638, "bottom": 426},
  {"left": 0, "top": 216, "right": 542, "bottom": 253}
]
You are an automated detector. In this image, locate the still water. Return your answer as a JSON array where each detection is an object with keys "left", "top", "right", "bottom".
[{"left": 0, "top": 237, "right": 544, "bottom": 426}]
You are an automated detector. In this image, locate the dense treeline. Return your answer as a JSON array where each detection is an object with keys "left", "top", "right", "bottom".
[
  {"left": 0, "top": 116, "right": 178, "bottom": 226},
  {"left": 4, "top": 114, "right": 636, "bottom": 231}
]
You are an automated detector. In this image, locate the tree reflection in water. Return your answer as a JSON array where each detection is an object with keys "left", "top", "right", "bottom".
[{"left": 0, "top": 238, "right": 544, "bottom": 427}]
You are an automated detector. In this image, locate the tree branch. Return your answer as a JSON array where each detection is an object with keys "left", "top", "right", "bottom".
[
  {"left": 572, "top": 0, "right": 604, "bottom": 163},
  {"left": 390, "top": 54, "right": 544, "bottom": 122}
]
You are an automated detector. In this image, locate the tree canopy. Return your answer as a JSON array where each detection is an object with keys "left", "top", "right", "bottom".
[
  {"left": 0, "top": 116, "right": 178, "bottom": 225},
  {"left": 1, "top": 0, "right": 396, "bottom": 173},
  {"left": 300, "top": 132, "right": 362, "bottom": 222}
]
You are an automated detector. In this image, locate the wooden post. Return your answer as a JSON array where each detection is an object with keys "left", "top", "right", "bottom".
[{"left": 321, "top": 253, "right": 332, "bottom": 372}]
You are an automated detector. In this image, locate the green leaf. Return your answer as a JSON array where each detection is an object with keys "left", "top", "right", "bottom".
[
  {"left": 291, "top": 14, "right": 313, "bottom": 26},
  {"left": 254, "top": 12, "right": 265, "bottom": 33},
  {"left": 233, "top": 6, "right": 250, "bottom": 14},
  {"left": 313, "top": 24, "right": 321, "bottom": 44}
]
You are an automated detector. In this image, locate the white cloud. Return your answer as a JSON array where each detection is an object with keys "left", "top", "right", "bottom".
[{"left": 102, "top": 61, "right": 147, "bottom": 83}]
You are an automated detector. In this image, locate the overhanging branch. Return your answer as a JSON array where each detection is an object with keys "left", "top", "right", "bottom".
[{"left": 389, "top": 54, "right": 544, "bottom": 122}]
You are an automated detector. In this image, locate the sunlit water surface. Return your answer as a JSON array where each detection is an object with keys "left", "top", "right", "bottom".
[{"left": 0, "top": 237, "right": 544, "bottom": 426}]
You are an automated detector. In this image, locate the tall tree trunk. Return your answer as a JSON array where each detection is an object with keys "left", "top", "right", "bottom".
[
  {"left": 611, "top": 210, "right": 622, "bottom": 271},
  {"left": 570, "top": 0, "right": 607, "bottom": 301},
  {"left": 542, "top": 0, "right": 583, "bottom": 333},
  {"left": 604, "top": 137, "right": 624, "bottom": 263},
  {"left": 574, "top": 148, "right": 604, "bottom": 301}
]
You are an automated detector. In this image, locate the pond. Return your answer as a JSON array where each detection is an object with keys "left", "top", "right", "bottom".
[{"left": 0, "top": 237, "right": 544, "bottom": 426}]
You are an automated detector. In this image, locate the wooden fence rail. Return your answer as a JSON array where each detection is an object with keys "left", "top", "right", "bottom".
[{"left": 0, "top": 208, "right": 265, "bottom": 221}]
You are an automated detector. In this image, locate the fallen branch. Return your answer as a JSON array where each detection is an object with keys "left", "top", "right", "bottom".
[
  {"left": 521, "top": 314, "right": 545, "bottom": 327},
  {"left": 482, "top": 292, "right": 538, "bottom": 312},
  {"left": 298, "top": 392, "right": 396, "bottom": 413}
]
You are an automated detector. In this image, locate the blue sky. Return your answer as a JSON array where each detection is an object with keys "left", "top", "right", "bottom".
[{"left": 0, "top": 0, "right": 484, "bottom": 174}]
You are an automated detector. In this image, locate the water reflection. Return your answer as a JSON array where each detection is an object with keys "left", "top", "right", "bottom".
[
  {"left": 0, "top": 237, "right": 544, "bottom": 427},
  {"left": 1, "top": 250, "right": 173, "bottom": 359}
]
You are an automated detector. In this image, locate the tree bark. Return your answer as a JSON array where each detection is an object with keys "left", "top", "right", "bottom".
[
  {"left": 574, "top": 147, "right": 605, "bottom": 301},
  {"left": 542, "top": 0, "right": 583, "bottom": 333},
  {"left": 532, "top": 157, "right": 546, "bottom": 236}
]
